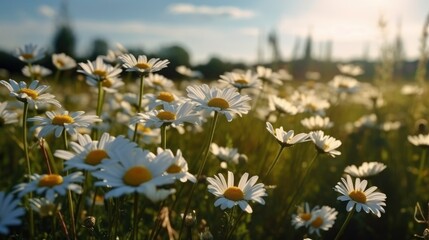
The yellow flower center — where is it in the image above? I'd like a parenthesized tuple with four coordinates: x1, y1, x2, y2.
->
(157, 111, 176, 121)
(137, 125, 152, 133)
(38, 174, 64, 187)
(52, 115, 74, 125)
(123, 166, 152, 186)
(207, 98, 229, 109)
(166, 164, 182, 174)
(19, 88, 38, 99)
(299, 213, 312, 221)
(136, 62, 150, 70)
(102, 79, 113, 88)
(223, 186, 244, 201)
(55, 59, 65, 67)
(93, 69, 107, 78)
(311, 217, 324, 228)
(85, 150, 108, 166)
(21, 53, 34, 60)
(349, 190, 367, 203)
(157, 92, 175, 102)
(234, 79, 248, 84)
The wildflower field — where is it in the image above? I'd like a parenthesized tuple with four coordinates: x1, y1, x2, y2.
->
(0, 42, 429, 240)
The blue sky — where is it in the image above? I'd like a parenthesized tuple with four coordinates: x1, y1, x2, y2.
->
(0, 0, 427, 64)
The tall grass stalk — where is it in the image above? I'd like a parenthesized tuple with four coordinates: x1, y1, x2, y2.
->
(133, 74, 145, 142)
(22, 101, 34, 239)
(334, 209, 355, 240)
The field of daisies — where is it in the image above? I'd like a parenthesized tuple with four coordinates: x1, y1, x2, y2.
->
(0, 43, 428, 240)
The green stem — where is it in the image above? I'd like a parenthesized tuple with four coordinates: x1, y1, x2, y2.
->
(67, 190, 77, 240)
(334, 209, 355, 240)
(281, 152, 319, 220)
(226, 209, 244, 240)
(161, 125, 167, 149)
(179, 112, 219, 240)
(132, 193, 140, 240)
(62, 129, 69, 150)
(22, 102, 34, 239)
(261, 146, 285, 182)
(54, 70, 61, 83)
(132, 74, 145, 142)
(416, 148, 427, 188)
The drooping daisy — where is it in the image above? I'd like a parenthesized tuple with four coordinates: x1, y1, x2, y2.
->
(301, 116, 334, 130)
(334, 175, 386, 217)
(145, 73, 175, 91)
(256, 65, 283, 85)
(307, 206, 338, 236)
(0, 79, 61, 109)
(15, 172, 84, 201)
(268, 95, 299, 116)
(28, 110, 101, 138)
(119, 54, 169, 74)
(210, 143, 240, 169)
(22, 65, 52, 79)
(130, 101, 200, 128)
(176, 65, 202, 78)
(266, 122, 309, 147)
(309, 130, 341, 157)
(401, 84, 424, 96)
(186, 84, 251, 122)
(157, 148, 196, 183)
(344, 162, 386, 178)
(29, 198, 61, 217)
(0, 191, 25, 235)
(408, 134, 429, 148)
(0, 102, 18, 126)
(92, 145, 176, 199)
(219, 70, 262, 91)
(78, 57, 122, 82)
(54, 133, 135, 171)
(52, 53, 77, 70)
(206, 171, 267, 213)
(291, 202, 319, 229)
(297, 94, 330, 116)
(15, 43, 44, 63)
(127, 124, 161, 145)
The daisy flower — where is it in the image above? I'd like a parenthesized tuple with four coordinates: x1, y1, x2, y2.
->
(291, 202, 319, 229)
(145, 73, 175, 91)
(256, 65, 283, 85)
(0, 102, 18, 126)
(210, 143, 240, 169)
(92, 145, 176, 199)
(55, 133, 135, 171)
(219, 70, 262, 91)
(344, 162, 386, 178)
(0, 79, 61, 109)
(337, 63, 364, 76)
(15, 43, 44, 63)
(127, 124, 161, 145)
(0, 191, 25, 235)
(145, 91, 183, 110)
(408, 134, 429, 148)
(30, 198, 61, 217)
(186, 84, 251, 122)
(157, 148, 196, 183)
(176, 65, 202, 78)
(28, 110, 101, 138)
(78, 57, 122, 82)
(130, 101, 200, 128)
(309, 130, 342, 157)
(86, 76, 124, 93)
(119, 53, 169, 74)
(334, 175, 386, 217)
(22, 65, 52, 79)
(52, 53, 77, 70)
(266, 122, 309, 147)
(268, 95, 299, 116)
(15, 172, 84, 201)
(329, 75, 359, 94)
(206, 171, 267, 213)
(301, 116, 333, 130)
(307, 206, 338, 236)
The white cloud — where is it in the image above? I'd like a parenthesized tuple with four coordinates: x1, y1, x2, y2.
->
(168, 3, 255, 19)
(38, 5, 56, 19)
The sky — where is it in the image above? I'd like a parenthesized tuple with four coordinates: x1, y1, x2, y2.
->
(0, 0, 427, 65)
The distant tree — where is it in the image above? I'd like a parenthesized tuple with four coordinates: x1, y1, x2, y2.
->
(303, 33, 313, 62)
(52, 0, 76, 57)
(89, 39, 109, 60)
(157, 45, 191, 78)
